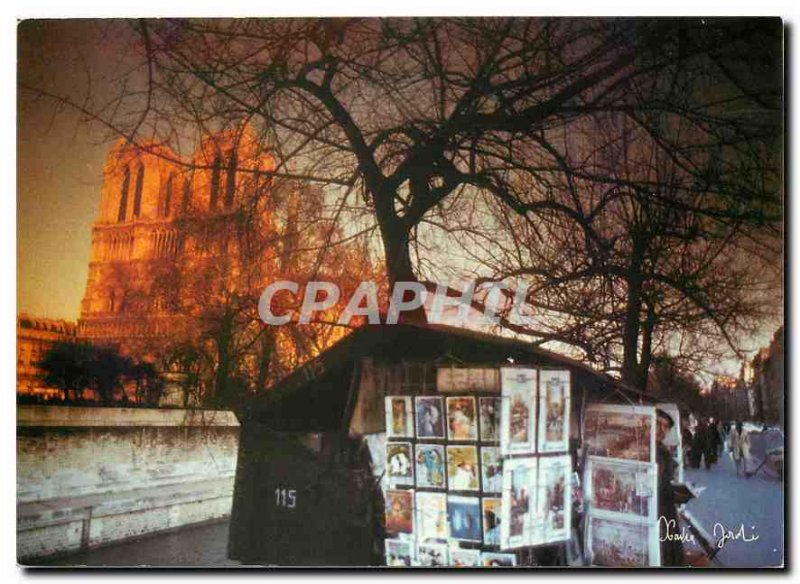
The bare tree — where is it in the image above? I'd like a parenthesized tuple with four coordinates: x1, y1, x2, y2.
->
(21, 18, 782, 387)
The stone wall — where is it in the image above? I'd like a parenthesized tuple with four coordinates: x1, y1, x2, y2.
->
(17, 406, 239, 563)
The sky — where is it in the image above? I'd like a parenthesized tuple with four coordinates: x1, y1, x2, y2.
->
(14, 18, 783, 379)
(17, 20, 138, 321)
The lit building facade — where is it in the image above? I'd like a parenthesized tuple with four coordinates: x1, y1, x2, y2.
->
(17, 314, 78, 398)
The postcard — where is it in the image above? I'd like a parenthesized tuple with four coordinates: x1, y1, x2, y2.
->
(446, 396, 478, 441)
(385, 396, 414, 438)
(501, 456, 538, 549)
(587, 515, 660, 567)
(538, 370, 570, 453)
(385, 538, 413, 567)
(446, 445, 480, 491)
(500, 368, 537, 455)
(416, 542, 450, 567)
(385, 489, 414, 535)
(586, 457, 657, 521)
(480, 446, 502, 493)
(482, 497, 502, 546)
(386, 442, 414, 487)
(415, 491, 448, 541)
(447, 495, 482, 543)
(415, 443, 446, 490)
(415, 396, 446, 439)
(450, 548, 482, 567)
(584, 404, 656, 463)
(538, 455, 572, 543)
(479, 397, 502, 442)
(437, 367, 500, 393)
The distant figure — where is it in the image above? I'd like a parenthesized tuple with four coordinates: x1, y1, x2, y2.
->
(681, 422, 695, 468)
(704, 420, 721, 469)
(692, 419, 708, 469)
(729, 421, 745, 477)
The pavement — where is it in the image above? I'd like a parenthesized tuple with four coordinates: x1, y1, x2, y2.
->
(683, 448, 784, 568)
(35, 519, 240, 568)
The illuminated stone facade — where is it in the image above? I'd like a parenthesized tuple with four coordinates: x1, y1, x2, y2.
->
(78, 124, 276, 353)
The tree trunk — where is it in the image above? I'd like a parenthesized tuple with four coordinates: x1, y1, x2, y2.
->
(375, 188, 428, 325)
(621, 238, 646, 388)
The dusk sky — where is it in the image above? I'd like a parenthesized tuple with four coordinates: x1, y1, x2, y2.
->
(18, 20, 138, 321)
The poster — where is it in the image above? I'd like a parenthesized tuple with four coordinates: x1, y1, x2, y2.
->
(415, 396, 446, 439)
(447, 495, 482, 543)
(415, 491, 448, 541)
(385, 396, 414, 438)
(446, 445, 480, 491)
(480, 446, 502, 493)
(385, 489, 414, 535)
(479, 397, 501, 442)
(385, 539, 413, 566)
(482, 497, 502, 546)
(450, 548, 482, 567)
(538, 370, 570, 453)
(587, 515, 660, 567)
(584, 404, 656, 463)
(481, 552, 517, 567)
(416, 543, 450, 567)
(586, 457, 657, 521)
(500, 368, 537, 455)
(446, 396, 478, 441)
(386, 442, 414, 486)
(437, 367, 500, 393)
(500, 456, 538, 549)
(538, 455, 572, 543)
(415, 444, 446, 490)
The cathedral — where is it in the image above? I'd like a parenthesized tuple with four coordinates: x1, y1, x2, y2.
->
(78, 124, 277, 355)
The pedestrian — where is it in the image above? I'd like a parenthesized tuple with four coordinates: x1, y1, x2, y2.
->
(692, 419, 708, 469)
(705, 419, 721, 469)
(681, 422, 694, 468)
(729, 421, 745, 477)
(656, 409, 684, 566)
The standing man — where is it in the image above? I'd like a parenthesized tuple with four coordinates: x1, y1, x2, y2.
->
(656, 409, 683, 566)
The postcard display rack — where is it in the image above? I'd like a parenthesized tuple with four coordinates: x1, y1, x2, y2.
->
(582, 404, 661, 567)
(383, 366, 573, 567)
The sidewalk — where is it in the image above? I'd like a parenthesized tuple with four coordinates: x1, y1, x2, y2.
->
(683, 451, 784, 567)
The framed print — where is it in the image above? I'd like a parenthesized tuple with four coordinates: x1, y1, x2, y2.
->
(500, 456, 538, 549)
(446, 445, 480, 491)
(480, 446, 502, 493)
(385, 489, 414, 535)
(437, 367, 500, 393)
(446, 396, 478, 441)
(479, 397, 502, 442)
(482, 497, 502, 546)
(481, 552, 517, 567)
(538, 369, 571, 453)
(416, 542, 449, 567)
(415, 491, 448, 541)
(450, 548, 482, 567)
(586, 515, 660, 567)
(385, 538, 413, 567)
(584, 405, 656, 463)
(500, 368, 537, 455)
(538, 455, 572, 543)
(385, 396, 414, 438)
(447, 495, 482, 543)
(415, 395, 445, 439)
(386, 442, 414, 486)
(585, 457, 657, 521)
(415, 443, 446, 490)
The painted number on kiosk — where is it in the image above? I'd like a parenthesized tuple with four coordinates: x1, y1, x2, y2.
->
(275, 488, 297, 509)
